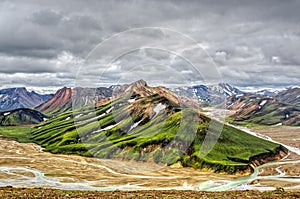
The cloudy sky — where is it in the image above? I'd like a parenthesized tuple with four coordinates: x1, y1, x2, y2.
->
(0, 0, 299, 93)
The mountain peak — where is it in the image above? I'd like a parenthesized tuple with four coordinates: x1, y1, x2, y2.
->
(130, 79, 147, 88)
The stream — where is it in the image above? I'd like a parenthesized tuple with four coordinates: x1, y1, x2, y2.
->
(0, 156, 299, 191)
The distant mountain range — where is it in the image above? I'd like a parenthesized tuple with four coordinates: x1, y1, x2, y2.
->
(1, 84, 299, 127)
(172, 83, 244, 105)
(253, 89, 278, 97)
(0, 87, 51, 111)
(1, 83, 242, 114)
(36, 80, 198, 116)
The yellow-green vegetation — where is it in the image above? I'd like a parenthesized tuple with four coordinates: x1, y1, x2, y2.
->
(0, 126, 32, 143)
(29, 94, 285, 174)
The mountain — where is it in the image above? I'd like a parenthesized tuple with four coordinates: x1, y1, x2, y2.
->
(0, 108, 48, 126)
(0, 87, 51, 111)
(37, 80, 198, 116)
(31, 80, 286, 174)
(275, 87, 300, 106)
(226, 94, 300, 126)
(108, 79, 199, 108)
(36, 87, 113, 115)
(173, 83, 244, 106)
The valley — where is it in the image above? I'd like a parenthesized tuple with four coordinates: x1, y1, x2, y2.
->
(0, 123, 299, 191)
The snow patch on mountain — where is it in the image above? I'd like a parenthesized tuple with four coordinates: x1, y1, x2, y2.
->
(153, 103, 166, 118)
(3, 112, 10, 116)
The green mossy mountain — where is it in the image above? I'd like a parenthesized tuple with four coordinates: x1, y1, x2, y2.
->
(31, 81, 287, 174)
(0, 108, 48, 126)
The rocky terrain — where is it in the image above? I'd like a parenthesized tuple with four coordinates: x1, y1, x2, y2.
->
(0, 188, 298, 199)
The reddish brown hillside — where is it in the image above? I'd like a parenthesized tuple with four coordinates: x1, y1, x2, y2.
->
(36, 87, 72, 114)
(36, 86, 113, 115)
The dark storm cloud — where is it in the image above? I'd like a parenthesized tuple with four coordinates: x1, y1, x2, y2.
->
(0, 0, 299, 91)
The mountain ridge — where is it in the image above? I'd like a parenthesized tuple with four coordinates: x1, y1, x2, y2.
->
(173, 83, 244, 106)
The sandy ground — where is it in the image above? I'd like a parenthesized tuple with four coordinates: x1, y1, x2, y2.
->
(0, 138, 236, 190)
(254, 127, 300, 149)
(250, 126, 300, 189)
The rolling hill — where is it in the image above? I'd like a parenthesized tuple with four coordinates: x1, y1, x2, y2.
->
(0, 108, 48, 126)
(30, 80, 286, 174)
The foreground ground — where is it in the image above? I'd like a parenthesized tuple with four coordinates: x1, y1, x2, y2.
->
(0, 125, 300, 192)
(0, 187, 299, 199)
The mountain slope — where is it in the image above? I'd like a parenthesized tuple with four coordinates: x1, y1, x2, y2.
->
(226, 94, 300, 126)
(0, 108, 48, 126)
(275, 87, 300, 106)
(36, 87, 112, 115)
(31, 81, 286, 174)
(0, 87, 51, 111)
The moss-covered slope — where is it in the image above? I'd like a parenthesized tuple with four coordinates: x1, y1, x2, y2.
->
(31, 91, 286, 174)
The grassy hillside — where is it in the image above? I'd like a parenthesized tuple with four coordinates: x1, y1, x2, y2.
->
(30, 93, 285, 174)
(0, 126, 32, 142)
(0, 108, 48, 126)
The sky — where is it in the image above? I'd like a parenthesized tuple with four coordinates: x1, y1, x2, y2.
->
(0, 0, 299, 93)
